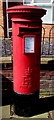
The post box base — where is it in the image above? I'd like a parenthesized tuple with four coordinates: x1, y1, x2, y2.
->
(13, 90, 39, 117)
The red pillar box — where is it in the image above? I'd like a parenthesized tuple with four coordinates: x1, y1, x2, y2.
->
(7, 5, 46, 116)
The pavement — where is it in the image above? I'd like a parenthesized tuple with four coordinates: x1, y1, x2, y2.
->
(1, 105, 54, 119)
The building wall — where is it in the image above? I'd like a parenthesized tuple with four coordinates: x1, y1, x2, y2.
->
(42, 24, 54, 37)
(0, 0, 4, 37)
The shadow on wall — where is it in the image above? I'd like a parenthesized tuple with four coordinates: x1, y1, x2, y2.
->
(0, 74, 13, 106)
(40, 60, 54, 70)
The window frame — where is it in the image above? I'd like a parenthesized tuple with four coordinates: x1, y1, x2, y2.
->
(23, 0, 53, 5)
(52, 4, 54, 23)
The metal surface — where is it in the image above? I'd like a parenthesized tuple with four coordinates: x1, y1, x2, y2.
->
(7, 5, 46, 94)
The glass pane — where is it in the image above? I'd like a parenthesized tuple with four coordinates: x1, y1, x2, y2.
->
(41, 6, 52, 24)
(34, 0, 51, 3)
(24, 0, 32, 4)
(52, 6, 54, 21)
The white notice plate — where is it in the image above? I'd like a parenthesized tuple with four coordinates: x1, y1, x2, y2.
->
(24, 37, 35, 53)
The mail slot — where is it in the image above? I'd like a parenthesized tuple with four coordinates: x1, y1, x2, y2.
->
(7, 5, 46, 116)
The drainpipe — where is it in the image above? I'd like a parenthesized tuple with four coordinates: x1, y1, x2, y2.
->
(6, 0, 9, 38)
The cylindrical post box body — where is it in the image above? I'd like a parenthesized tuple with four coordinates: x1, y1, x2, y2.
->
(7, 5, 46, 116)
(12, 23, 41, 94)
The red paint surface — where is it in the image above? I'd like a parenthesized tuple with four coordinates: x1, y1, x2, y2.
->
(7, 5, 46, 94)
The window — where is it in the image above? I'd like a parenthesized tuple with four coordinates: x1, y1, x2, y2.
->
(3, 1, 23, 38)
(34, 0, 51, 3)
(23, 0, 32, 4)
(41, 6, 52, 24)
(23, 0, 52, 4)
(52, 5, 54, 22)
(23, 0, 54, 24)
